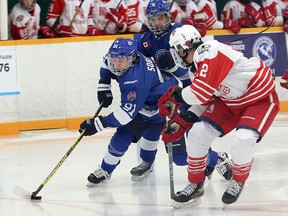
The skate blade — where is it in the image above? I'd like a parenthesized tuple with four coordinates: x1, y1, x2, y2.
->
(222, 203, 229, 210)
(172, 197, 202, 209)
(131, 172, 151, 182)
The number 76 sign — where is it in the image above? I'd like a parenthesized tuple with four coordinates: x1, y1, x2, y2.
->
(0, 46, 19, 96)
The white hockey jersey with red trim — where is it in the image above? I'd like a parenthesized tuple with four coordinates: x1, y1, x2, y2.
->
(93, 0, 127, 34)
(8, 3, 41, 40)
(46, 0, 94, 35)
(124, 0, 147, 33)
(262, 0, 284, 26)
(182, 40, 275, 108)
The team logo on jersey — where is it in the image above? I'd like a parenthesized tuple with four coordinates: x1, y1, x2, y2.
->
(197, 44, 211, 55)
(143, 41, 151, 47)
(252, 36, 276, 66)
(127, 91, 136, 101)
(16, 15, 24, 22)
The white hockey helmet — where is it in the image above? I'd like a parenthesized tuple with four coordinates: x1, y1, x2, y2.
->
(169, 25, 202, 67)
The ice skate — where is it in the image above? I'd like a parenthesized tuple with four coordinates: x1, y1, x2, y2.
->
(172, 180, 204, 209)
(215, 152, 232, 180)
(205, 166, 214, 180)
(130, 160, 154, 181)
(86, 167, 111, 187)
(222, 179, 245, 209)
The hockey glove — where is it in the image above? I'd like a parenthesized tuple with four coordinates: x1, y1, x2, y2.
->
(224, 19, 241, 34)
(158, 86, 183, 118)
(156, 50, 178, 73)
(162, 111, 197, 143)
(283, 7, 288, 19)
(245, 4, 260, 23)
(280, 70, 288, 90)
(87, 25, 103, 36)
(55, 24, 73, 37)
(238, 17, 253, 27)
(195, 22, 207, 37)
(39, 26, 55, 38)
(105, 8, 126, 30)
(97, 79, 113, 108)
(79, 116, 107, 136)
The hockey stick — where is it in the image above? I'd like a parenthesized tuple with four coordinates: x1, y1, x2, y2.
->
(51, 0, 85, 30)
(166, 119, 175, 200)
(13, 102, 104, 200)
(103, 0, 123, 31)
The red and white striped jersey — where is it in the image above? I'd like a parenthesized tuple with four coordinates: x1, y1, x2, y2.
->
(167, 0, 198, 23)
(261, 0, 283, 26)
(46, 0, 95, 36)
(124, 0, 147, 33)
(181, 40, 275, 109)
(93, 0, 127, 34)
(221, 0, 265, 27)
(194, 0, 223, 29)
(8, 3, 41, 40)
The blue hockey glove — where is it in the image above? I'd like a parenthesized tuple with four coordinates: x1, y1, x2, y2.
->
(97, 79, 113, 108)
(79, 116, 107, 136)
(156, 50, 178, 72)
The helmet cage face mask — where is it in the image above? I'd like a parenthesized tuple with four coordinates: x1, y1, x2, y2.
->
(20, 0, 36, 11)
(107, 55, 134, 76)
(107, 38, 137, 76)
(146, 0, 171, 35)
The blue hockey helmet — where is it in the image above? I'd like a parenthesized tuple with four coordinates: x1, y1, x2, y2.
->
(107, 38, 138, 76)
(146, 0, 171, 36)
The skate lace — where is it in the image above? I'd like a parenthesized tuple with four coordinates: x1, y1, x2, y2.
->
(139, 161, 151, 169)
(226, 180, 243, 196)
(93, 168, 109, 179)
(215, 157, 229, 175)
(182, 183, 198, 196)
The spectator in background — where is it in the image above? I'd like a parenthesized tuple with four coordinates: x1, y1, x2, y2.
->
(92, 0, 128, 35)
(124, 0, 148, 33)
(221, 0, 265, 34)
(8, 0, 54, 39)
(46, 0, 103, 37)
(261, 0, 283, 27)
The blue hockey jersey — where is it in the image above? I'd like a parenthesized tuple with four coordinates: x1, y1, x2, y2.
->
(137, 23, 191, 87)
(99, 53, 179, 128)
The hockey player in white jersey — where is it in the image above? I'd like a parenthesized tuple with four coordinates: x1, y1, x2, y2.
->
(92, 0, 128, 34)
(124, 0, 148, 33)
(158, 25, 279, 207)
(261, 0, 284, 27)
(46, 0, 103, 37)
(79, 38, 181, 185)
(9, 0, 55, 39)
(221, 0, 265, 34)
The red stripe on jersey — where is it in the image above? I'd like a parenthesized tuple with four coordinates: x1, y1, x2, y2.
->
(222, 61, 275, 107)
(190, 51, 234, 103)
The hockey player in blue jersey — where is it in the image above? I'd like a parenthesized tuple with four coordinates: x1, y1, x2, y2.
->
(137, 0, 232, 180)
(79, 37, 181, 185)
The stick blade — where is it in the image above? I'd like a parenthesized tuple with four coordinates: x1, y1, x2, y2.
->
(13, 186, 33, 200)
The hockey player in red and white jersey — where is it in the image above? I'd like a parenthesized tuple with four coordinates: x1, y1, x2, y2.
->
(9, 0, 54, 39)
(261, 0, 284, 27)
(92, 0, 128, 34)
(46, 0, 103, 37)
(193, 0, 223, 30)
(221, 0, 265, 34)
(124, 0, 148, 33)
(278, 0, 288, 32)
(158, 25, 279, 207)
(280, 70, 288, 89)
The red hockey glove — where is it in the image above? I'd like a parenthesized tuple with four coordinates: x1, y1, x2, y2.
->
(87, 25, 103, 36)
(284, 20, 288, 34)
(161, 113, 193, 143)
(158, 86, 183, 118)
(105, 8, 126, 29)
(182, 17, 197, 26)
(280, 70, 288, 90)
(245, 4, 260, 23)
(39, 26, 55, 38)
(224, 19, 241, 34)
(55, 24, 73, 37)
(238, 17, 253, 27)
(195, 22, 207, 37)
